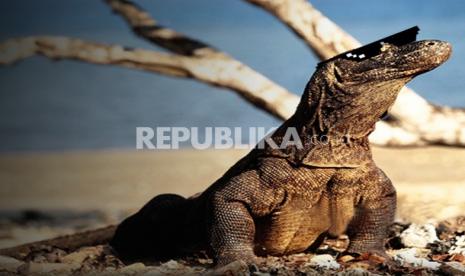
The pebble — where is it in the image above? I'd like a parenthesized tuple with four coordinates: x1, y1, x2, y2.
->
(400, 223, 438, 248)
(163, 260, 181, 270)
(44, 248, 67, 263)
(338, 255, 355, 263)
(205, 260, 249, 276)
(137, 260, 207, 275)
(338, 268, 373, 276)
(308, 254, 341, 270)
(440, 262, 465, 276)
(393, 248, 441, 270)
(17, 262, 80, 274)
(0, 255, 24, 273)
(61, 246, 104, 264)
(117, 262, 148, 275)
(449, 235, 465, 255)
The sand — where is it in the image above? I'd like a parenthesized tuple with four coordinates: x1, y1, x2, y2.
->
(0, 146, 464, 223)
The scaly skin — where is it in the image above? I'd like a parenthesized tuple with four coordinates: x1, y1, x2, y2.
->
(110, 39, 451, 266)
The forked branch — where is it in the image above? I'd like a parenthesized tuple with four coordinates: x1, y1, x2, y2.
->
(104, 0, 434, 146)
(105, 0, 211, 57)
(0, 35, 298, 121)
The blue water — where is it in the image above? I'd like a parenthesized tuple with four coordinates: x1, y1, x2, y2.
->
(0, 0, 464, 152)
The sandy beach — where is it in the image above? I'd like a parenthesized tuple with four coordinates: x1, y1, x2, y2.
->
(0, 146, 464, 273)
(0, 146, 464, 222)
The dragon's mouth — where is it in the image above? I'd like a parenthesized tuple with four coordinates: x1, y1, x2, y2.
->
(380, 111, 389, 120)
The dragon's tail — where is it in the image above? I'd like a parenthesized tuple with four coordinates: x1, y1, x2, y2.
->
(1, 193, 199, 262)
(110, 193, 192, 261)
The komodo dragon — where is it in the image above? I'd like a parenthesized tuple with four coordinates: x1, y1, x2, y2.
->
(110, 27, 451, 265)
(0, 27, 451, 267)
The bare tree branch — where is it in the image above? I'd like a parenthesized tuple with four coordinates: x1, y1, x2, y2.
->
(0, 36, 192, 77)
(245, 0, 465, 146)
(0, 36, 299, 121)
(390, 88, 465, 145)
(0, 0, 461, 146)
(246, 0, 360, 60)
(102, 0, 428, 145)
(104, 0, 300, 118)
(105, 0, 212, 57)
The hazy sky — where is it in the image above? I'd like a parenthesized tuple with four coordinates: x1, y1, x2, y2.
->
(0, 0, 464, 151)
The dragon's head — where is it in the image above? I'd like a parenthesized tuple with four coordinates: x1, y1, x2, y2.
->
(298, 27, 451, 139)
(266, 27, 451, 167)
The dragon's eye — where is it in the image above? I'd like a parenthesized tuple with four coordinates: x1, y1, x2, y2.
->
(380, 42, 393, 52)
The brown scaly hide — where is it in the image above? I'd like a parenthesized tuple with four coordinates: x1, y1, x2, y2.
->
(1, 40, 451, 269)
(109, 40, 451, 266)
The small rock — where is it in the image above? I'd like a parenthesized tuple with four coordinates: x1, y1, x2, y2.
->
(163, 260, 181, 270)
(17, 262, 80, 274)
(61, 246, 104, 264)
(31, 255, 48, 263)
(449, 235, 465, 255)
(431, 253, 450, 262)
(338, 255, 355, 263)
(338, 268, 373, 276)
(400, 223, 438, 248)
(151, 260, 205, 275)
(197, 258, 213, 265)
(346, 262, 370, 271)
(427, 239, 452, 254)
(117, 262, 147, 275)
(450, 254, 465, 263)
(44, 248, 67, 263)
(0, 255, 24, 273)
(252, 271, 270, 276)
(439, 262, 465, 276)
(392, 248, 440, 270)
(438, 216, 465, 240)
(308, 254, 340, 269)
(206, 260, 249, 276)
